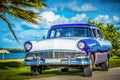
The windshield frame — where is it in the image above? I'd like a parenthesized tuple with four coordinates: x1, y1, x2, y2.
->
(47, 26, 93, 39)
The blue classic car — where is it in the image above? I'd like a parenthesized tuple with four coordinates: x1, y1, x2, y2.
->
(24, 24, 112, 77)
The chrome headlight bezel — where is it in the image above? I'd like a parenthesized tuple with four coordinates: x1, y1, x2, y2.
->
(24, 41, 32, 51)
(77, 41, 85, 49)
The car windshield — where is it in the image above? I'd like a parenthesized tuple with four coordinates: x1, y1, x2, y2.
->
(49, 27, 91, 38)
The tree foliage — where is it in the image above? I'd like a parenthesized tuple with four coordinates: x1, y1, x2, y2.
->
(0, 0, 46, 42)
(87, 19, 120, 55)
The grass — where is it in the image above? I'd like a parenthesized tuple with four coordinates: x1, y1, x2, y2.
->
(109, 56, 120, 68)
(0, 56, 120, 80)
(0, 60, 31, 80)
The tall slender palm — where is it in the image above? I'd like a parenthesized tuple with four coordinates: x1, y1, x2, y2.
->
(0, 0, 46, 42)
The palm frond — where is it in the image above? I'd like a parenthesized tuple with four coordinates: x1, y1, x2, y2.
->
(0, 0, 46, 42)
(0, 15, 19, 42)
(7, 6, 41, 24)
(7, 0, 46, 9)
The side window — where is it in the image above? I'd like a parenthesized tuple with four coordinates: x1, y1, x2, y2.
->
(92, 29, 103, 39)
(92, 29, 97, 38)
(97, 30, 103, 39)
(50, 30, 56, 38)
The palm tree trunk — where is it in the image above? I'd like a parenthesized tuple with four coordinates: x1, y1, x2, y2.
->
(0, 15, 19, 42)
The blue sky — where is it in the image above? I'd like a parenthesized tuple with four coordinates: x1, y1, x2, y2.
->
(0, 0, 120, 48)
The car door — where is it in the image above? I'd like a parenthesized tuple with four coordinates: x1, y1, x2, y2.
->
(96, 29, 110, 51)
(92, 28, 107, 51)
(92, 28, 108, 63)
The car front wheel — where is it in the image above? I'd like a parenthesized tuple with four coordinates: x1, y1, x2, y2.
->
(31, 66, 42, 75)
(83, 59, 93, 77)
(61, 67, 69, 72)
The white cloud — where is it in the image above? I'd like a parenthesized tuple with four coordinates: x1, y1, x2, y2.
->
(113, 16, 120, 22)
(94, 15, 111, 23)
(18, 11, 88, 29)
(22, 21, 40, 29)
(20, 11, 61, 29)
(70, 13, 87, 22)
(51, 0, 97, 12)
(41, 11, 60, 22)
(49, 7, 58, 12)
(68, 1, 97, 12)
(38, 13, 69, 28)
(39, 11, 88, 28)
(80, 4, 97, 12)
(55, 16, 69, 24)
(2, 38, 13, 43)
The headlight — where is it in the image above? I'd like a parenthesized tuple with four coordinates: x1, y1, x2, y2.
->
(77, 42, 85, 49)
(24, 41, 32, 51)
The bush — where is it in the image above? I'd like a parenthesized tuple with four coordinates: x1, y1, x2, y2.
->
(111, 49, 120, 57)
(116, 51, 120, 57)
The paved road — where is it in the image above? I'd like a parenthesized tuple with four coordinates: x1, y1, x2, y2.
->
(29, 67, 120, 80)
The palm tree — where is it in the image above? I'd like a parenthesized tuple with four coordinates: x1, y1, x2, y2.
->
(0, 0, 46, 42)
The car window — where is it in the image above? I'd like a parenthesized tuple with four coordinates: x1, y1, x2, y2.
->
(92, 29, 97, 38)
(97, 30, 103, 39)
(49, 27, 91, 38)
(50, 30, 56, 38)
(92, 29, 103, 39)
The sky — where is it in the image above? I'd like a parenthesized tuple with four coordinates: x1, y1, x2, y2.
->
(0, 0, 120, 48)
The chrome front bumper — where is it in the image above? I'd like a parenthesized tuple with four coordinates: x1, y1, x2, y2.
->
(24, 49, 90, 66)
(24, 58, 91, 66)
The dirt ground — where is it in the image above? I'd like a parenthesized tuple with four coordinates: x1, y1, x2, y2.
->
(29, 67, 120, 80)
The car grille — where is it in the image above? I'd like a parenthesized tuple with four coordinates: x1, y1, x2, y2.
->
(36, 52, 77, 59)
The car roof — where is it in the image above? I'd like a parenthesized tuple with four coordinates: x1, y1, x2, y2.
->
(51, 23, 99, 29)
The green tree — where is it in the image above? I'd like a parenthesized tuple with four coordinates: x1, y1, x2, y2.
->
(87, 18, 106, 37)
(87, 19, 120, 55)
(0, 0, 46, 42)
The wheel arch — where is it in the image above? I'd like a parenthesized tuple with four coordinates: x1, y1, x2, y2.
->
(107, 49, 112, 58)
(89, 51, 96, 64)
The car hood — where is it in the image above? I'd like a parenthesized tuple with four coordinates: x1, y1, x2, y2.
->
(34, 37, 89, 51)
